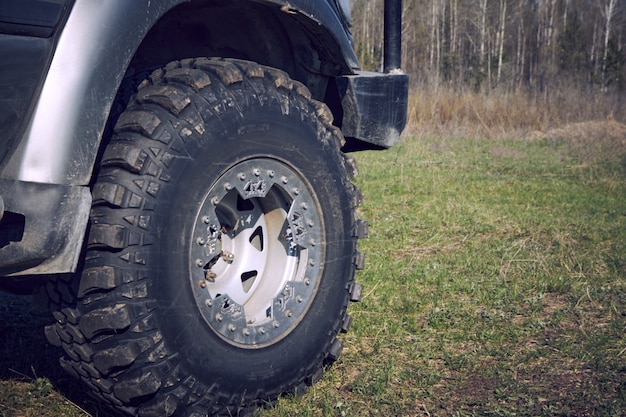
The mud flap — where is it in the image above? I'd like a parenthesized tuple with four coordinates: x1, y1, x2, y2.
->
(335, 71, 408, 149)
(0, 179, 91, 276)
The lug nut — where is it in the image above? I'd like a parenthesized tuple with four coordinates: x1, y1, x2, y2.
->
(206, 270, 217, 282)
(222, 251, 235, 263)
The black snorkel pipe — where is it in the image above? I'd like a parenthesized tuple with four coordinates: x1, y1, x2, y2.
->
(383, 0, 402, 73)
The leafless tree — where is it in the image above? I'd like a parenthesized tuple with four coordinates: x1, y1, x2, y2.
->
(351, 0, 625, 92)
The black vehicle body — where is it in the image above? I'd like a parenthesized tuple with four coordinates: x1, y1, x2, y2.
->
(0, 0, 407, 283)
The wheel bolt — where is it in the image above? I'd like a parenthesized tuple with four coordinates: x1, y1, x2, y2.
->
(267, 170, 275, 178)
(206, 270, 217, 282)
(253, 169, 261, 176)
(229, 324, 236, 332)
(195, 259, 204, 267)
(238, 173, 246, 180)
(199, 280, 207, 288)
(221, 251, 235, 263)
(281, 176, 288, 184)
(243, 328, 250, 336)
(259, 327, 266, 335)
(272, 321, 280, 328)
(197, 237, 206, 245)
(224, 182, 233, 191)
(296, 296, 303, 303)
(205, 299, 213, 307)
(216, 313, 223, 322)
(301, 203, 308, 210)
(202, 216, 211, 224)
(292, 187, 300, 195)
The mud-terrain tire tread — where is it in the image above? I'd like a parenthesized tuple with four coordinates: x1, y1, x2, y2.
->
(44, 58, 364, 417)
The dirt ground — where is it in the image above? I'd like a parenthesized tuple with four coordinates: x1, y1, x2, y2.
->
(526, 120, 626, 165)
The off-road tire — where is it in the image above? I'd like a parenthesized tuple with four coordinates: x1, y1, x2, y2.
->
(44, 58, 366, 417)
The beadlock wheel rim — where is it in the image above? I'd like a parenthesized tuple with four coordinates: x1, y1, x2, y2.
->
(190, 158, 323, 347)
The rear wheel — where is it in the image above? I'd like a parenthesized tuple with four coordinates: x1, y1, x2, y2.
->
(44, 58, 365, 416)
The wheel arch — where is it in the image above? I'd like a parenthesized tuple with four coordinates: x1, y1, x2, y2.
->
(131, 1, 357, 95)
(5, 0, 356, 187)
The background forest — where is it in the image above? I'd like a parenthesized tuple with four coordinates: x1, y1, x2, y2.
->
(351, 0, 626, 136)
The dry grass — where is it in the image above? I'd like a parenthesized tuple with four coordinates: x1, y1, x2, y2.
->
(406, 85, 626, 140)
(528, 120, 626, 169)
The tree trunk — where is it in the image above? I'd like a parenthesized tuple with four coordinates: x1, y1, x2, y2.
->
(496, 0, 507, 85)
(602, 0, 617, 86)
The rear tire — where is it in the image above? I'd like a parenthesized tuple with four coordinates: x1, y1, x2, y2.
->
(45, 58, 365, 416)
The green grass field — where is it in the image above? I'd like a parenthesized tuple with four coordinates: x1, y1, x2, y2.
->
(264, 131, 625, 416)
(1, 130, 624, 416)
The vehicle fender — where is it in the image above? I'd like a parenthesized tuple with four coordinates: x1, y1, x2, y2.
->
(3, 0, 356, 186)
